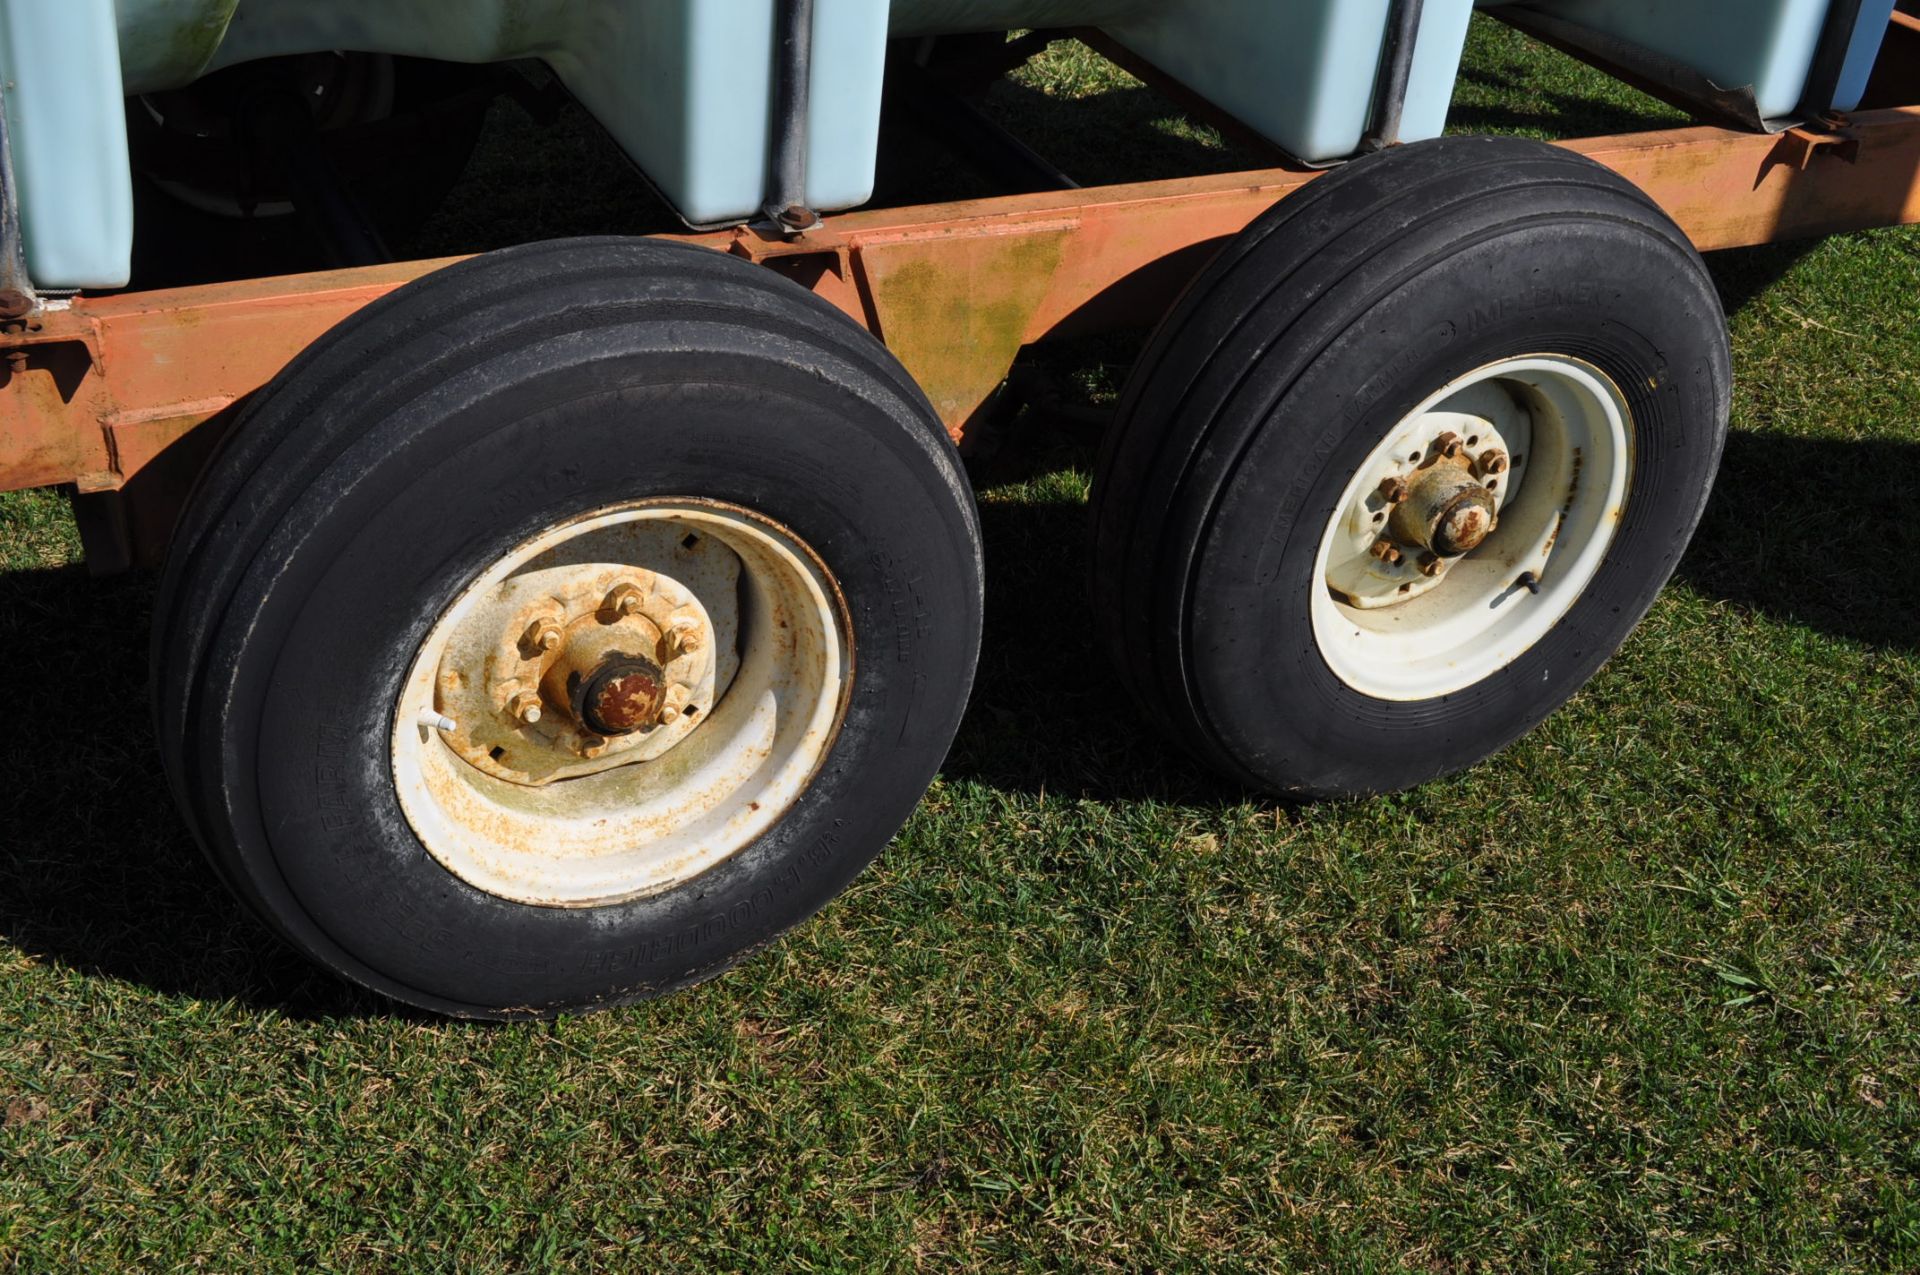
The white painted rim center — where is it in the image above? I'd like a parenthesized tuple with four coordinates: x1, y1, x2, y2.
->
(1311, 355, 1634, 701)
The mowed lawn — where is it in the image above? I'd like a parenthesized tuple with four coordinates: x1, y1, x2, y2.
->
(3, 21, 1917, 1271)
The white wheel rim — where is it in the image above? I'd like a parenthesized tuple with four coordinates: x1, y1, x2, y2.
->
(1310, 355, 1633, 701)
(391, 501, 850, 907)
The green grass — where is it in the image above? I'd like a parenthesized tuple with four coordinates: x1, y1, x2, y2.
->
(4, 19, 1918, 1271)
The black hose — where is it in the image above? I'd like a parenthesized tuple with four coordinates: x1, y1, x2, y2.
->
(1365, 0, 1428, 150)
(0, 85, 35, 317)
(764, 0, 817, 230)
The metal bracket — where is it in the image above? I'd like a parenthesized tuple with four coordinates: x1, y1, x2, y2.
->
(1769, 114, 1864, 175)
(852, 221, 1076, 439)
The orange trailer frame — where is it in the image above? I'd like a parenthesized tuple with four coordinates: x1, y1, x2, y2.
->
(5, 12, 1919, 569)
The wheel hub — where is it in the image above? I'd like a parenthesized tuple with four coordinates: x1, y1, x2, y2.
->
(422, 533, 739, 786)
(1392, 459, 1499, 558)
(1329, 412, 1523, 609)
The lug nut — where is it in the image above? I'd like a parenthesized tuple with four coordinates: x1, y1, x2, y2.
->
(508, 691, 544, 725)
(604, 582, 648, 618)
(522, 617, 565, 654)
(659, 684, 694, 725)
(661, 622, 704, 662)
(1434, 431, 1464, 460)
(580, 735, 608, 758)
(1418, 552, 1446, 578)
(1376, 476, 1411, 505)
(1479, 450, 1510, 477)
(1369, 538, 1404, 566)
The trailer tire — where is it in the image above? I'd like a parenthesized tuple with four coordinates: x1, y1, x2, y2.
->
(151, 238, 982, 1018)
(1090, 136, 1730, 798)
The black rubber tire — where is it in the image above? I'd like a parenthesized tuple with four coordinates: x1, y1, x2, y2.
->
(151, 238, 983, 1018)
(1089, 136, 1731, 799)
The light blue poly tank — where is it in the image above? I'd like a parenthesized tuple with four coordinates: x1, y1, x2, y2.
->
(890, 0, 1480, 164)
(0, 0, 134, 290)
(1494, 0, 1897, 122)
(0, 0, 1902, 292)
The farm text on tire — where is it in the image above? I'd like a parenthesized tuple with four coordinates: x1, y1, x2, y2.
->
(151, 238, 983, 1019)
(1090, 136, 1731, 799)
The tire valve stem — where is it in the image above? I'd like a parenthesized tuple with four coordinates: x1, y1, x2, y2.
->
(1517, 571, 1541, 595)
(417, 708, 459, 733)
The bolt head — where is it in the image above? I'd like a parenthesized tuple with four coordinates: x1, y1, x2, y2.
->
(1418, 552, 1445, 578)
(603, 582, 648, 618)
(1480, 451, 1510, 477)
(1376, 476, 1411, 505)
(580, 735, 608, 758)
(1369, 538, 1403, 566)
(658, 683, 694, 726)
(1435, 431, 1464, 460)
(509, 691, 544, 725)
(659, 622, 706, 664)
(522, 618, 564, 654)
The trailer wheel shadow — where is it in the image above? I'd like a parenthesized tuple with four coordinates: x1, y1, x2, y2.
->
(940, 413, 1920, 804)
(0, 568, 392, 1018)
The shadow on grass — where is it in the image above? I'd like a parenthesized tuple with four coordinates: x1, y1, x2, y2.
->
(1708, 238, 1829, 322)
(943, 422, 1920, 804)
(1447, 82, 1686, 142)
(1678, 432, 1920, 652)
(0, 424, 1910, 1008)
(0, 569, 390, 1019)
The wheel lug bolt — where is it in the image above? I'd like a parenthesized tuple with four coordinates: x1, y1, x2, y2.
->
(658, 684, 693, 725)
(661, 622, 704, 661)
(1369, 538, 1403, 566)
(1376, 476, 1410, 505)
(1418, 552, 1445, 578)
(668, 625, 714, 660)
(508, 691, 544, 725)
(1435, 431, 1464, 460)
(580, 735, 608, 758)
(522, 617, 564, 654)
(1479, 450, 1510, 477)
(603, 582, 648, 618)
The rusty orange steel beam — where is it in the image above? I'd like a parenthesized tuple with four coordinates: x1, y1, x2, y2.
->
(0, 259, 462, 494)
(6, 105, 1920, 502)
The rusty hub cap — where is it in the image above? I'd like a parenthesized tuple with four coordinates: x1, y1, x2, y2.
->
(390, 502, 851, 907)
(1312, 355, 1634, 701)
(1389, 461, 1500, 558)
(578, 657, 667, 735)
